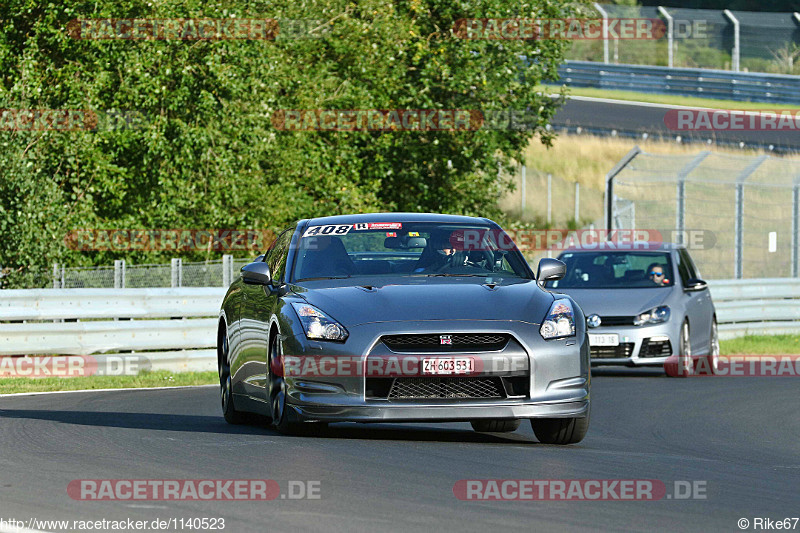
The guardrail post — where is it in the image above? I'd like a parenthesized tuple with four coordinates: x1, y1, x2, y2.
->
(723, 10, 740, 72)
(675, 151, 711, 244)
(734, 155, 768, 278)
(520, 165, 526, 217)
(793, 178, 799, 277)
(658, 7, 674, 68)
(222, 255, 233, 287)
(114, 260, 126, 289)
(171, 258, 182, 288)
(594, 3, 609, 64)
(605, 146, 642, 232)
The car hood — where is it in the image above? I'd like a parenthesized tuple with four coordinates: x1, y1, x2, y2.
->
(553, 288, 670, 317)
(290, 279, 554, 326)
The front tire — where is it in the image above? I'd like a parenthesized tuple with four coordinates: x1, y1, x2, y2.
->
(219, 325, 247, 425)
(670, 319, 693, 378)
(470, 419, 521, 433)
(531, 415, 589, 445)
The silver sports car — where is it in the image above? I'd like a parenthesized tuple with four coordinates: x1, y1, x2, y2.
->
(217, 213, 590, 444)
(545, 243, 718, 376)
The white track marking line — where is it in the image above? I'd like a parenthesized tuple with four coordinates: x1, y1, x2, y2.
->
(0, 384, 215, 398)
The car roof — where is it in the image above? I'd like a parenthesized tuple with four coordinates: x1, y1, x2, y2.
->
(305, 212, 495, 226)
(560, 241, 685, 253)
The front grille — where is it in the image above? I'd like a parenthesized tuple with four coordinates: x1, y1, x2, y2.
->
(597, 316, 636, 326)
(640, 338, 672, 358)
(590, 343, 635, 359)
(386, 377, 505, 400)
(382, 333, 509, 353)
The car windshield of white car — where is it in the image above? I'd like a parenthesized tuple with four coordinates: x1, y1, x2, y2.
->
(546, 251, 674, 289)
(292, 223, 531, 281)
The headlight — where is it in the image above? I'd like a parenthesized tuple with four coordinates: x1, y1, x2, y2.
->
(291, 302, 349, 341)
(633, 305, 670, 326)
(540, 298, 576, 340)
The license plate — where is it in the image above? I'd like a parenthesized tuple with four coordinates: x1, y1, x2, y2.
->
(589, 334, 619, 347)
(422, 357, 475, 375)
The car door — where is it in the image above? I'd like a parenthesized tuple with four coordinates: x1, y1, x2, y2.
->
(237, 228, 294, 398)
(676, 248, 712, 354)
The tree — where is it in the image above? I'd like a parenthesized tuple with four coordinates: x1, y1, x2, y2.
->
(0, 0, 574, 287)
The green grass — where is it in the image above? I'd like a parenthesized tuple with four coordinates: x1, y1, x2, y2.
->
(720, 334, 800, 356)
(540, 84, 800, 111)
(0, 370, 217, 395)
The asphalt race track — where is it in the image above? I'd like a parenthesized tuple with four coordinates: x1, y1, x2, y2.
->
(1, 374, 798, 532)
(552, 97, 800, 151)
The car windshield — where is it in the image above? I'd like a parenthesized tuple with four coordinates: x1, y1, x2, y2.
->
(546, 251, 674, 289)
(291, 222, 531, 282)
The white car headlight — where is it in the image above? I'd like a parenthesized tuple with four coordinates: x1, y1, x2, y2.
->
(291, 302, 349, 341)
(540, 298, 576, 340)
(633, 305, 670, 326)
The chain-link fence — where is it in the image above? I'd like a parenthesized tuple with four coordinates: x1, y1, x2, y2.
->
(30, 256, 255, 289)
(608, 148, 800, 279)
(566, 4, 800, 73)
(499, 166, 605, 229)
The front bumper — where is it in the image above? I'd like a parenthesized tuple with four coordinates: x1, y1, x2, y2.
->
(588, 322, 677, 367)
(281, 319, 590, 423)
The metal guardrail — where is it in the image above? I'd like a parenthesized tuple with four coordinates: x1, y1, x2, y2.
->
(0, 282, 796, 365)
(557, 60, 800, 104)
(709, 279, 800, 339)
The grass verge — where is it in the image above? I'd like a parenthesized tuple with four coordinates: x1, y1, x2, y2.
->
(719, 334, 800, 356)
(0, 370, 217, 395)
(541, 84, 800, 111)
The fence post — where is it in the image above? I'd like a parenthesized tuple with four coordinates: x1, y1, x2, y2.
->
(222, 255, 233, 287)
(52, 263, 59, 289)
(171, 258, 182, 288)
(61, 265, 66, 289)
(594, 3, 609, 65)
(675, 151, 711, 244)
(734, 155, 768, 279)
(547, 174, 552, 225)
(723, 10, 740, 72)
(114, 260, 126, 289)
(605, 146, 642, 232)
(574, 182, 580, 224)
(792, 178, 799, 277)
(658, 7, 674, 68)
(520, 165, 526, 217)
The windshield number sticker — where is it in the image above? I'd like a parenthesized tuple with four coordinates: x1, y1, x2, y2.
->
(302, 224, 352, 237)
(353, 222, 403, 231)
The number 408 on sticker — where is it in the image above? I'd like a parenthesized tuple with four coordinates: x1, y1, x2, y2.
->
(302, 224, 352, 237)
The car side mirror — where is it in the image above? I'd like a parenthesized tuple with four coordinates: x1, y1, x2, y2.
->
(241, 261, 272, 286)
(537, 258, 566, 286)
(684, 278, 708, 292)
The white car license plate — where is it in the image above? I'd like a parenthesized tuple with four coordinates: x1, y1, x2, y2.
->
(589, 334, 619, 347)
(422, 357, 475, 375)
